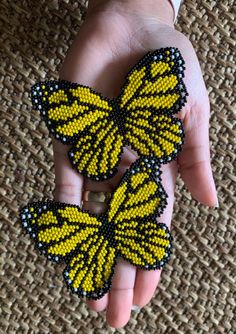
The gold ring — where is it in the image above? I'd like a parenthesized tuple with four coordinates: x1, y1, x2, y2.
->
(82, 190, 111, 203)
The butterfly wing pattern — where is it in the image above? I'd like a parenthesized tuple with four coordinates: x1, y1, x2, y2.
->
(31, 47, 187, 180)
(108, 157, 172, 269)
(119, 47, 187, 163)
(20, 157, 172, 299)
(31, 81, 124, 180)
(20, 200, 117, 299)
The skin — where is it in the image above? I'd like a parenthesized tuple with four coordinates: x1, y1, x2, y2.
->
(52, 0, 218, 328)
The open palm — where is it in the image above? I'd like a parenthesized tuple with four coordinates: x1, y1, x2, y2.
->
(53, 4, 217, 328)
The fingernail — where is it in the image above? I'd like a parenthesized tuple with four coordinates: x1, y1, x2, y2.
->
(215, 197, 219, 208)
(131, 305, 140, 311)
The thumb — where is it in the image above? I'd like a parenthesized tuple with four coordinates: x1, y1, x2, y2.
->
(178, 99, 218, 207)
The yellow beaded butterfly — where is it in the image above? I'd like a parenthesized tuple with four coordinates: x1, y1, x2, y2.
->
(32, 47, 187, 180)
(20, 157, 172, 299)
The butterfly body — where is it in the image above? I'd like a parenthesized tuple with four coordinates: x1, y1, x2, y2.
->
(32, 47, 187, 180)
(108, 99, 127, 135)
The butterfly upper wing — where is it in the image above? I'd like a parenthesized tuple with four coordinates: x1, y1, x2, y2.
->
(119, 47, 187, 115)
(119, 47, 187, 163)
(108, 157, 172, 269)
(31, 80, 124, 180)
(20, 201, 117, 299)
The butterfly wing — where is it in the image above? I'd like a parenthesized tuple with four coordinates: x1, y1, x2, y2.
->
(20, 201, 117, 299)
(108, 157, 172, 269)
(31, 80, 123, 180)
(119, 47, 187, 163)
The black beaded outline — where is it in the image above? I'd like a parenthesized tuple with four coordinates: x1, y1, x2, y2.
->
(19, 157, 173, 300)
(31, 47, 187, 181)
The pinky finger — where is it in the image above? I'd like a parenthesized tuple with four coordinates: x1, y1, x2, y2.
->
(86, 294, 108, 312)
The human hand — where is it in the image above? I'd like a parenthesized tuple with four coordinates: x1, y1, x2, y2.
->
(53, 0, 218, 328)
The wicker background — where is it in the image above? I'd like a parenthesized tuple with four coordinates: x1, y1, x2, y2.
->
(0, 0, 235, 333)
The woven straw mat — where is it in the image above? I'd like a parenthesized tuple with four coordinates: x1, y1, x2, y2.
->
(0, 1, 235, 333)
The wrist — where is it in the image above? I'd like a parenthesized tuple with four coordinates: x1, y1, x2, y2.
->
(88, 0, 174, 26)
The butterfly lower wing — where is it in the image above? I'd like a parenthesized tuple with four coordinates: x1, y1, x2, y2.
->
(20, 201, 117, 298)
(64, 235, 117, 299)
(68, 117, 124, 180)
(119, 47, 187, 163)
(32, 80, 123, 180)
(125, 112, 184, 163)
(115, 220, 172, 269)
(108, 157, 172, 269)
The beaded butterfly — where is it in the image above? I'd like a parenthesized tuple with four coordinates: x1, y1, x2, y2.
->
(20, 157, 172, 300)
(31, 47, 187, 181)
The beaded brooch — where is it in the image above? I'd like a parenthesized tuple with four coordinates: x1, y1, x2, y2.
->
(20, 157, 172, 300)
(31, 47, 187, 181)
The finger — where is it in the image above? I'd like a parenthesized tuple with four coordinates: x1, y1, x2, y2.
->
(133, 270, 162, 309)
(53, 139, 83, 205)
(178, 99, 218, 206)
(86, 295, 109, 313)
(83, 148, 137, 312)
(133, 162, 177, 307)
(106, 259, 136, 328)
